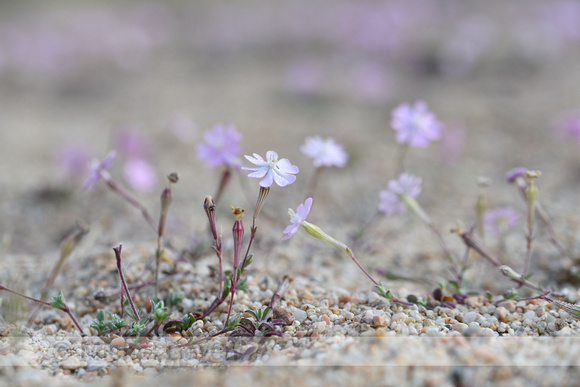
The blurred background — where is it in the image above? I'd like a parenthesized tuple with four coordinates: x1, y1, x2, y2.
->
(1, 0, 580, 293)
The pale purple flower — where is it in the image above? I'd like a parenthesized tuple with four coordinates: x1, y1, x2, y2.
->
(378, 173, 422, 216)
(116, 125, 151, 158)
(282, 197, 313, 241)
(505, 167, 527, 183)
(81, 151, 116, 191)
(123, 158, 157, 192)
(553, 111, 580, 143)
(300, 136, 348, 168)
(391, 101, 443, 147)
(485, 206, 520, 236)
(242, 151, 299, 188)
(197, 124, 242, 168)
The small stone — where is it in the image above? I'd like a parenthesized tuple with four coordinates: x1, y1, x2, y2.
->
(87, 360, 108, 372)
(462, 311, 479, 324)
(141, 359, 159, 368)
(61, 356, 85, 370)
(291, 308, 307, 323)
(320, 315, 331, 325)
(111, 337, 126, 347)
(495, 306, 508, 322)
(273, 306, 295, 325)
(338, 293, 350, 303)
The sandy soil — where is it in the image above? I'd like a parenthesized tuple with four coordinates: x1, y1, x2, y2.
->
(2, 1, 580, 385)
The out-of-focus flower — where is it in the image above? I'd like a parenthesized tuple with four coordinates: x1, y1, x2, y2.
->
(553, 111, 580, 143)
(484, 206, 520, 236)
(378, 173, 422, 216)
(391, 101, 443, 147)
(242, 151, 299, 188)
(285, 58, 324, 96)
(197, 124, 242, 168)
(282, 197, 312, 241)
(116, 125, 151, 158)
(123, 158, 157, 192)
(54, 144, 91, 180)
(300, 136, 348, 168)
(81, 151, 116, 191)
(166, 112, 197, 142)
(505, 167, 527, 183)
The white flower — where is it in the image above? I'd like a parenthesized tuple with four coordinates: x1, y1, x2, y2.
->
(300, 136, 348, 168)
(242, 151, 299, 188)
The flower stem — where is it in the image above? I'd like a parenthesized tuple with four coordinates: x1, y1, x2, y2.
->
(113, 245, 140, 321)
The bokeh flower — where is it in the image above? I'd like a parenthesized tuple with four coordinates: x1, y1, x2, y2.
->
(378, 173, 422, 216)
(553, 111, 580, 143)
(485, 206, 520, 236)
(197, 124, 242, 168)
(123, 158, 157, 192)
(282, 197, 312, 241)
(505, 167, 527, 184)
(391, 101, 443, 147)
(301, 136, 348, 168)
(81, 151, 116, 191)
(242, 151, 299, 188)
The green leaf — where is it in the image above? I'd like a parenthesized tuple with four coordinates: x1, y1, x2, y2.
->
(50, 290, 66, 309)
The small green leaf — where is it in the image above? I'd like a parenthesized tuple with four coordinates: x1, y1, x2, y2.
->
(50, 290, 66, 309)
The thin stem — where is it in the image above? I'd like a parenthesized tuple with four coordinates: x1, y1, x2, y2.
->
(100, 170, 156, 231)
(345, 247, 378, 286)
(0, 285, 84, 334)
(307, 167, 325, 198)
(113, 245, 140, 321)
(214, 167, 231, 205)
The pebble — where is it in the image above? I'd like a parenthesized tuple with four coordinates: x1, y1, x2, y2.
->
(61, 356, 85, 370)
(110, 337, 126, 347)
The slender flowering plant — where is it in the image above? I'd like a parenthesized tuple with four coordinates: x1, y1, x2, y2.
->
(242, 151, 299, 188)
(283, 197, 408, 304)
(379, 173, 460, 280)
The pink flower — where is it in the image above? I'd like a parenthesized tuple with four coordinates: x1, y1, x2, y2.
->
(242, 151, 299, 188)
(378, 173, 422, 216)
(485, 206, 520, 236)
(282, 197, 313, 241)
(197, 124, 242, 168)
(391, 101, 443, 147)
(300, 136, 348, 168)
(123, 158, 158, 192)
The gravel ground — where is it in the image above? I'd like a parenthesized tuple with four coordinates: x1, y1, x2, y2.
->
(2, 1, 580, 385)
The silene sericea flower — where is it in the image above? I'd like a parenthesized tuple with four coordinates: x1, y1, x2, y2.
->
(242, 151, 299, 188)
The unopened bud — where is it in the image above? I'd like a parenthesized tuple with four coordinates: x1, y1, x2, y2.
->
(204, 196, 218, 241)
(167, 172, 179, 184)
(499, 265, 522, 281)
(301, 221, 348, 252)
